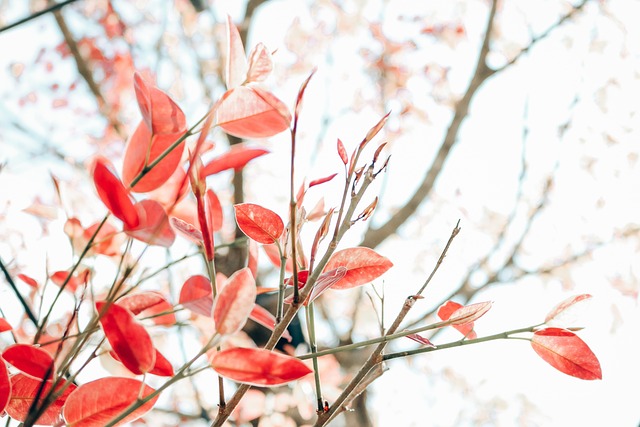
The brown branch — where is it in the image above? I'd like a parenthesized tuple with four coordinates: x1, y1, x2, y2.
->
(361, 0, 590, 249)
(0, 0, 80, 34)
(52, 9, 125, 139)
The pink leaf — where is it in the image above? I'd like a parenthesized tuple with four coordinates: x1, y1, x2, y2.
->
(225, 15, 248, 89)
(406, 333, 437, 348)
(214, 268, 256, 335)
(249, 304, 292, 342)
(170, 216, 204, 242)
(2, 344, 54, 380)
(246, 42, 273, 83)
(309, 173, 338, 188)
(203, 145, 270, 176)
(0, 361, 9, 414)
(206, 189, 223, 233)
(63, 377, 158, 426)
(93, 157, 139, 229)
(179, 275, 214, 317)
(323, 247, 393, 290)
(96, 301, 155, 375)
(117, 291, 176, 326)
(211, 348, 312, 386)
(531, 328, 602, 380)
(337, 138, 348, 165)
(133, 72, 186, 135)
(545, 294, 592, 325)
(437, 301, 479, 339)
(234, 203, 284, 244)
(124, 199, 175, 247)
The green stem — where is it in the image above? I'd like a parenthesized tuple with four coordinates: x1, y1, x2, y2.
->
(306, 303, 324, 412)
(276, 241, 286, 322)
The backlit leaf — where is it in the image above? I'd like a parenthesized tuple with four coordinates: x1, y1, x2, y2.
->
(179, 275, 213, 317)
(133, 72, 186, 135)
(211, 348, 312, 386)
(0, 361, 9, 413)
(117, 291, 176, 326)
(323, 247, 393, 290)
(545, 294, 592, 325)
(406, 333, 436, 348)
(96, 301, 155, 375)
(0, 318, 12, 333)
(437, 300, 477, 339)
(531, 328, 602, 380)
(249, 304, 292, 342)
(63, 377, 158, 426)
(203, 145, 269, 176)
(93, 157, 139, 228)
(206, 189, 223, 232)
(246, 43, 273, 83)
(214, 268, 256, 335)
(216, 86, 291, 139)
(50, 269, 90, 293)
(7, 373, 75, 425)
(225, 15, 248, 89)
(124, 199, 175, 247)
(170, 216, 203, 242)
(337, 138, 348, 165)
(2, 344, 54, 380)
(234, 203, 284, 244)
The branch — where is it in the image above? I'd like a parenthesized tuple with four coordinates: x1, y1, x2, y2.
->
(0, 256, 38, 325)
(0, 0, 80, 34)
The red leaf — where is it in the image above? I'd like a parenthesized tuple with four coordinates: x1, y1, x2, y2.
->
(170, 216, 203, 242)
(96, 302, 155, 375)
(234, 203, 284, 244)
(206, 189, 223, 233)
(214, 268, 256, 335)
(249, 304, 292, 342)
(216, 86, 291, 139)
(323, 247, 393, 290)
(309, 173, 338, 188)
(149, 348, 174, 377)
(124, 199, 175, 247)
(406, 333, 437, 348)
(117, 291, 176, 326)
(545, 294, 592, 325)
(211, 348, 312, 386)
(63, 377, 158, 426)
(448, 301, 492, 325)
(531, 328, 602, 380)
(83, 221, 122, 256)
(437, 301, 477, 339)
(122, 120, 186, 193)
(225, 15, 248, 89)
(2, 344, 54, 380)
(337, 138, 348, 165)
(248, 239, 259, 278)
(17, 273, 39, 288)
(133, 72, 186, 135)
(246, 43, 273, 83)
(7, 373, 75, 424)
(0, 318, 12, 333)
(203, 145, 269, 176)
(284, 268, 347, 305)
(0, 361, 9, 414)
(262, 243, 293, 273)
(93, 157, 139, 228)
(147, 166, 189, 208)
(179, 275, 213, 317)
(50, 269, 90, 293)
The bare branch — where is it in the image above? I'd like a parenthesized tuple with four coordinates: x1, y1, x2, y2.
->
(0, 0, 80, 34)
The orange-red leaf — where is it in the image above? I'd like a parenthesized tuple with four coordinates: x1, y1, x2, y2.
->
(406, 333, 436, 348)
(203, 145, 269, 176)
(234, 203, 284, 244)
(337, 138, 348, 165)
(179, 275, 214, 317)
(323, 247, 393, 290)
(170, 216, 203, 242)
(124, 199, 175, 247)
(2, 344, 54, 380)
(216, 86, 291, 139)
(531, 328, 602, 380)
(309, 173, 338, 188)
(214, 268, 256, 335)
(63, 377, 158, 426)
(133, 72, 186, 135)
(117, 291, 176, 326)
(249, 304, 292, 342)
(17, 273, 39, 288)
(0, 318, 12, 333)
(211, 348, 312, 386)
(7, 373, 75, 425)
(206, 189, 223, 233)
(50, 269, 90, 293)
(93, 157, 139, 228)
(149, 348, 174, 377)
(0, 361, 9, 414)
(96, 302, 155, 375)
(437, 301, 477, 339)
(262, 243, 293, 273)
(122, 120, 186, 193)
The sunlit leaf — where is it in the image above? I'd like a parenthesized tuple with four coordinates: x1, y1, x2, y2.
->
(0, 361, 9, 414)
(6, 373, 75, 425)
(323, 247, 393, 290)
(211, 348, 312, 386)
(246, 43, 273, 83)
(234, 203, 285, 244)
(309, 173, 337, 188)
(17, 273, 39, 288)
(206, 189, 223, 233)
(249, 304, 292, 342)
(214, 268, 256, 335)
(96, 301, 155, 375)
(203, 145, 269, 176)
(117, 291, 176, 326)
(124, 199, 175, 247)
(216, 86, 291, 139)
(149, 348, 174, 377)
(179, 275, 214, 317)
(93, 157, 140, 229)
(225, 15, 248, 89)
(262, 243, 293, 273)
(170, 216, 204, 242)
(406, 333, 436, 348)
(545, 294, 592, 325)
(133, 72, 186, 135)
(531, 328, 602, 380)
(50, 269, 90, 293)
(437, 301, 476, 339)
(2, 344, 54, 380)
(63, 377, 158, 426)
(0, 318, 12, 333)
(337, 138, 348, 165)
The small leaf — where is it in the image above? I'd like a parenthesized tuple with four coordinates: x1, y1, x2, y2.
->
(0, 318, 12, 333)
(262, 243, 293, 273)
(437, 300, 484, 339)
(117, 291, 176, 326)
(63, 377, 158, 426)
(206, 189, 223, 233)
(309, 173, 338, 188)
(214, 268, 257, 335)
(211, 348, 312, 386)
(7, 373, 75, 425)
(50, 269, 90, 293)
(249, 304, 292, 342)
(406, 333, 436, 348)
(246, 42, 273, 83)
(323, 247, 393, 290)
(531, 328, 602, 380)
(96, 301, 155, 375)
(337, 138, 348, 165)
(2, 344, 55, 380)
(93, 158, 139, 228)
(294, 68, 316, 122)
(179, 275, 214, 317)
(124, 199, 175, 247)
(359, 111, 390, 150)
(170, 216, 204, 242)
(17, 273, 39, 288)
(225, 15, 248, 89)
(448, 301, 492, 325)
(203, 145, 270, 176)
(545, 294, 592, 325)
(216, 86, 291, 139)
(234, 203, 284, 244)
(0, 361, 9, 414)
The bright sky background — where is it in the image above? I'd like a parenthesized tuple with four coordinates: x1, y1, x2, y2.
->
(1, 0, 639, 426)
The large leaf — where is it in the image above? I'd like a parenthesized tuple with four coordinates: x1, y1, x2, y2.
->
(133, 72, 186, 135)
(6, 373, 76, 425)
(234, 203, 284, 244)
(96, 302, 155, 375)
(214, 268, 256, 335)
(203, 145, 269, 176)
(0, 361, 10, 414)
(93, 157, 140, 229)
(63, 377, 158, 426)
(122, 120, 186, 193)
(531, 328, 602, 380)
(117, 291, 176, 326)
(323, 247, 393, 290)
(179, 275, 214, 316)
(124, 199, 175, 247)
(211, 348, 312, 386)
(216, 86, 291, 139)
(2, 344, 54, 380)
